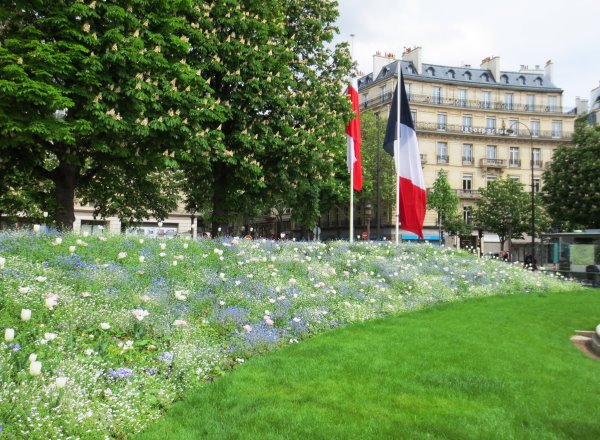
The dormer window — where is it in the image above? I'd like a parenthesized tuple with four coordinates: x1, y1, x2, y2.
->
(447, 69, 455, 79)
(426, 67, 436, 76)
(463, 71, 472, 80)
(534, 76, 543, 86)
(518, 75, 526, 85)
(500, 74, 509, 84)
(481, 73, 490, 82)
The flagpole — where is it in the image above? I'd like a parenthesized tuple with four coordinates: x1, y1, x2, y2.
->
(395, 61, 401, 244)
(349, 165, 354, 242)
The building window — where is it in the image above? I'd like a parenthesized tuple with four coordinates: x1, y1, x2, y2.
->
(509, 119, 518, 136)
(509, 175, 520, 182)
(486, 116, 496, 131)
(362, 93, 368, 107)
(462, 115, 472, 131)
(531, 120, 540, 137)
(463, 206, 473, 225)
(80, 220, 106, 236)
(433, 86, 442, 104)
(526, 94, 535, 112)
(458, 89, 467, 107)
(548, 96, 557, 112)
(482, 91, 491, 109)
(486, 145, 497, 160)
(509, 147, 520, 167)
(405, 83, 412, 99)
(533, 178, 541, 193)
(532, 148, 542, 168)
(379, 85, 387, 103)
(462, 174, 473, 191)
(437, 113, 447, 130)
(487, 175, 497, 185)
(462, 144, 473, 164)
(437, 142, 448, 163)
(411, 110, 417, 124)
(551, 120, 562, 138)
(505, 93, 514, 110)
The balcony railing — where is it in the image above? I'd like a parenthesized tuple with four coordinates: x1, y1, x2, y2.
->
(414, 122, 571, 140)
(455, 189, 480, 198)
(480, 158, 507, 168)
(531, 160, 543, 169)
(437, 155, 449, 164)
(420, 154, 427, 164)
(509, 159, 521, 168)
(360, 91, 571, 115)
(462, 156, 473, 165)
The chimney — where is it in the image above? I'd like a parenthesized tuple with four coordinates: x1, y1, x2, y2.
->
(372, 50, 396, 80)
(544, 59, 554, 83)
(480, 56, 500, 81)
(575, 97, 589, 114)
(402, 46, 422, 74)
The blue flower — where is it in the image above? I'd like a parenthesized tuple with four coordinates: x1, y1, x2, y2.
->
(108, 368, 134, 380)
(9, 343, 20, 352)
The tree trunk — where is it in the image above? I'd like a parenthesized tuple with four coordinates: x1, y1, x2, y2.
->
(53, 163, 78, 231)
(211, 163, 228, 237)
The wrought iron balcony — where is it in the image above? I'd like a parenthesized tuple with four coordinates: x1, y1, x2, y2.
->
(509, 159, 521, 168)
(462, 156, 473, 165)
(360, 90, 571, 115)
(531, 160, 543, 169)
(414, 122, 571, 141)
(437, 155, 449, 164)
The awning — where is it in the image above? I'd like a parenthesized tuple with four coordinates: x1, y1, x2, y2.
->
(402, 234, 440, 241)
(483, 233, 501, 243)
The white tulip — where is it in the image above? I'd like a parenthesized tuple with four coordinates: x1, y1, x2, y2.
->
(29, 353, 37, 362)
(55, 377, 67, 389)
(4, 328, 15, 342)
(21, 309, 32, 321)
(29, 361, 42, 376)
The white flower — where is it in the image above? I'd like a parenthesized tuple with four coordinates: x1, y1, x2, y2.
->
(4, 328, 15, 342)
(288, 278, 297, 286)
(174, 290, 187, 301)
(140, 295, 151, 302)
(44, 332, 58, 341)
(139, 238, 144, 244)
(183, 243, 189, 249)
(21, 309, 32, 320)
(214, 248, 223, 256)
(139, 255, 145, 263)
(29, 353, 37, 362)
(30, 361, 42, 376)
(33, 224, 41, 232)
(85, 348, 94, 356)
(81, 291, 91, 298)
(173, 319, 188, 327)
(35, 276, 47, 282)
(172, 260, 178, 266)
(269, 298, 276, 303)
(219, 300, 225, 306)
(160, 243, 167, 250)
(132, 308, 150, 321)
(264, 317, 274, 326)
(159, 252, 166, 257)
(104, 388, 113, 397)
(18, 286, 30, 293)
(117, 252, 127, 259)
(100, 323, 110, 330)
(45, 293, 59, 309)
(69, 246, 76, 253)
(55, 377, 68, 389)
(243, 324, 252, 332)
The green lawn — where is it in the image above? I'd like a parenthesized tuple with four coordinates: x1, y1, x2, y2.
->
(136, 289, 600, 440)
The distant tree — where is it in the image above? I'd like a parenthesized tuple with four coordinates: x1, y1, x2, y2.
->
(427, 170, 469, 241)
(474, 178, 530, 250)
(542, 121, 600, 229)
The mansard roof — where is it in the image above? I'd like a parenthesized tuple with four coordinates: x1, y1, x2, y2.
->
(357, 60, 562, 93)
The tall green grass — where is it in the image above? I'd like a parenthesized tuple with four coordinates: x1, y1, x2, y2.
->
(137, 289, 600, 440)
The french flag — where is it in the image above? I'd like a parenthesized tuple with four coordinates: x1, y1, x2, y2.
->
(345, 78, 363, 192)
(383, 72, 426, 238)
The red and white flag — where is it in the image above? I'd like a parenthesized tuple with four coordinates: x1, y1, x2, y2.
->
(346, 78, 362, 192)
(383, 72, 426, 238)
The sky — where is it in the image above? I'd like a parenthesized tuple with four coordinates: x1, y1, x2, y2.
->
(334, 0, 600, 110)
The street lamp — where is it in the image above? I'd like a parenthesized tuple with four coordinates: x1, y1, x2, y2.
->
(506, 121, 535, 265)
(375, 112, 381, 240)
(189, 207, 196, 240)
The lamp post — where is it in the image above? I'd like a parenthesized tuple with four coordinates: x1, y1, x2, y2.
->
(189, 207, 196, 240)
(507, 121, 535, 265)
(365, 203, 372, 241)
(375, 112, 381, 240)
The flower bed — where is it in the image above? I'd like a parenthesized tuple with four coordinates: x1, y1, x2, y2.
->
(0, 232, 577, 438)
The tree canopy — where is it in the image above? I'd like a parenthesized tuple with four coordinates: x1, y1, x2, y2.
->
(474, 178, 530, 250)
(0, 0, 353, 231)
(542, 120, 600, 229)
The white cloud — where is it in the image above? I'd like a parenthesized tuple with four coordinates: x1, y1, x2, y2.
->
(336, 0, 600, 108)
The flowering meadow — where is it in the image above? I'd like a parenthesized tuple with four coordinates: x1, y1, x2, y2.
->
(0, 231, 578, 439)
